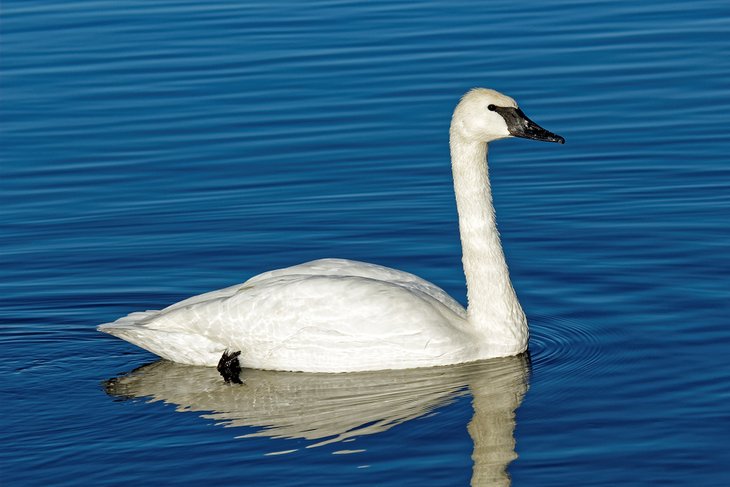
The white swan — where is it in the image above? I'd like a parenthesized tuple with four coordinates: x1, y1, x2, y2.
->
(99, 88, 564, 373)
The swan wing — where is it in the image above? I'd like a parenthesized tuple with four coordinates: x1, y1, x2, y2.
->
(246, 259, 466, 318)
(99, 259, 469, 371)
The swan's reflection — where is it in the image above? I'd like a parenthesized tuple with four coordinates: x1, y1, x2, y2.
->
(105, 354, 529, 486)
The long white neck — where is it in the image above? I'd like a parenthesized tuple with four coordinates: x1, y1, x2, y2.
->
(449, 130, 528, 353)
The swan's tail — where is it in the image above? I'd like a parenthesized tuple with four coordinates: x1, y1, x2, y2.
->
(98, 310, 224, 366)
(99, 309, 160, 331)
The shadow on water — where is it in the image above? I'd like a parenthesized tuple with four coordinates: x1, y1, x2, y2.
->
(105, 354, 530, 486)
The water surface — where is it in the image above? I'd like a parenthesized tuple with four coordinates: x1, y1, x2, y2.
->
(2, 0, 729, 485)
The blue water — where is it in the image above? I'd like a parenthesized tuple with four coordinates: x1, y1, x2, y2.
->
(3, 0, 729, 485)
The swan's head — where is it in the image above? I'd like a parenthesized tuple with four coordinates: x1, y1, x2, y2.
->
(451, 88, 565, 145)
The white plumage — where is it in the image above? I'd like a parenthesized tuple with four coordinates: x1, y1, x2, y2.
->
(99, 88, 564, 372)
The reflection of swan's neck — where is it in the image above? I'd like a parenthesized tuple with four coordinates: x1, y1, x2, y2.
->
(449, 131, 527, 351)
(466, 356, 530, 487)
(468, 385, 520, 487)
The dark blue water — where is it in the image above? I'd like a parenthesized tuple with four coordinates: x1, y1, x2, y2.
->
(3, 0, 729, 485)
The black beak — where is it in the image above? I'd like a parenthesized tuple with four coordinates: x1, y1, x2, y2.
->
(488, 104, 565, 144)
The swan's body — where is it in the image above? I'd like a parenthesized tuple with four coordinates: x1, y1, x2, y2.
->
(99, 88, 564, 373)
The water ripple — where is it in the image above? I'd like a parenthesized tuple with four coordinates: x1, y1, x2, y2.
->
(529, 315, 604, 377)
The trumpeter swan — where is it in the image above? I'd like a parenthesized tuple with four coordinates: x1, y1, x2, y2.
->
(99, 88, 564, 373)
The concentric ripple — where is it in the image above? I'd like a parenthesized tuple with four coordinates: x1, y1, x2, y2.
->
(528, 315, 604, 378)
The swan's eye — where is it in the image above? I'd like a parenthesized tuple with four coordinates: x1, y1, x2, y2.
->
(488, 104, 497, 111)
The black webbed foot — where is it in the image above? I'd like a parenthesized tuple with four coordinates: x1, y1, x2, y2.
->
(217, 350, 242, 384)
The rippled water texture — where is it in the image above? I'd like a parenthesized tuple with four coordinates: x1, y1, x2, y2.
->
(2, 0, 729, 485)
